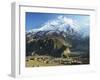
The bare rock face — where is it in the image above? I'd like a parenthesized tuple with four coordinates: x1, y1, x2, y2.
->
(62, 47, 71, 58)
(26, 35, 72, 57)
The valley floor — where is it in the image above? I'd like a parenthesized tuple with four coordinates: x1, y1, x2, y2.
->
(25, 52, 89, 67)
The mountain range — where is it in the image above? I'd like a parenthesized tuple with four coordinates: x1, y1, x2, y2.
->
(26, 16, 85, 40)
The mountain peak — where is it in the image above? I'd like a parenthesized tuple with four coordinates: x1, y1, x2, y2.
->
(39, 15, 79, 32)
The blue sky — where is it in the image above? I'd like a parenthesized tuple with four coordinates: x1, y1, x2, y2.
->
(25, 12, 90, 32)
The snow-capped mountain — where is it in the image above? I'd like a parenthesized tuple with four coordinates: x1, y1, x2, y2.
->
(26, 15, 89, 39)
(27, 15, 79, 32)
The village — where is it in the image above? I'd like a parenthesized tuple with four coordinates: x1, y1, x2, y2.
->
(26, 52, 89, 67)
